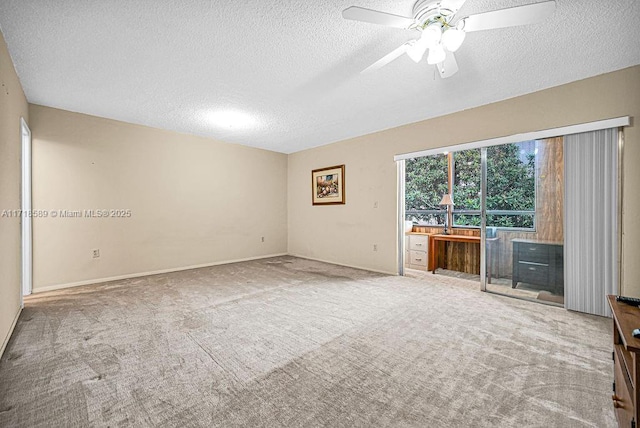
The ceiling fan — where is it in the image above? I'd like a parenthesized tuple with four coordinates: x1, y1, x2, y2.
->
(343, 0, 556, 78)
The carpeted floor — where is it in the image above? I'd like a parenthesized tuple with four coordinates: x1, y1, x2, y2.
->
(414, 268, 566, 306)
(0, 256, 614, 427)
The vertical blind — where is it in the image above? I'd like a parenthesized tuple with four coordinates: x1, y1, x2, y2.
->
(564, 128, 618, 316)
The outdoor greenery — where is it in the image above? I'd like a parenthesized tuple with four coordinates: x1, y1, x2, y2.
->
(405, 153, 449, 225)
(453, 149, 481, 225)
(486, 143, 536, 227)
(406, 142, 536, 229)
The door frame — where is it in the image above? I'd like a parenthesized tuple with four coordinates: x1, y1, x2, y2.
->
(397, 160, 406, 275)
(21, 117, 32, 302)
(396, 117, 630, 287)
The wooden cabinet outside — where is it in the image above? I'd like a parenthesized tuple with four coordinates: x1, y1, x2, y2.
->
(512, 239, 563, 294)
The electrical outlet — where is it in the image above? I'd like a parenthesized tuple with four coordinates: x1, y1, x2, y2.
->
(92, 249, 100, 258)
(373, 244, 378, 252)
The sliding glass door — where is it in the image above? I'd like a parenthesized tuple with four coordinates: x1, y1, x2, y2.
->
(481, 138, 565, 305)
(398, 120, 625, 314)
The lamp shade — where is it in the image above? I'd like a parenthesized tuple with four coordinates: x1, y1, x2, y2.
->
(421, 24, 442, 47)
(427, 44, 446, 65)
(439, 193, 454, 206)
(406, 39, 428, 63)
(441, 28, 466, 52)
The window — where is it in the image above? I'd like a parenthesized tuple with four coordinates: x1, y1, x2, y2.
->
(406, 141, 536, 230)
(405, 154, 448, 225)
(453, 149, 481, 227)
(485, 141, 536, 228)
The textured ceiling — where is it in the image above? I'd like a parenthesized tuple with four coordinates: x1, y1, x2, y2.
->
(0, 0, 639, 153)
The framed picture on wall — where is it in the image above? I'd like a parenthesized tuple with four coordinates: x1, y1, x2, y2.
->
(312, 165, 345, 205)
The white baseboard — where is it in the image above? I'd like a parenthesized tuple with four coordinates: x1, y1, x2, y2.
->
(1, 305, 22, 358)
(33, 253, 289, 293)
(288, 253, 397, 276)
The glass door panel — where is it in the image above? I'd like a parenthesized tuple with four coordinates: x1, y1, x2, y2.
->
(482, 139, 564, 305)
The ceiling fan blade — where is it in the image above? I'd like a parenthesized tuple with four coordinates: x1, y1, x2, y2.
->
(462, 0, 556, 32)
(342, 6, 415, 29)
(437, 51, 459, 78)
(362, 43, 409, 74)
(439, 0, 468, 13)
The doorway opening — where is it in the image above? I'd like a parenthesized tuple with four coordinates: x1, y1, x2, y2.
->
(402, 140, 563, 305)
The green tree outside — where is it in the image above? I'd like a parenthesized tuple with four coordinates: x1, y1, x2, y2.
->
(406, 142, 536, 229)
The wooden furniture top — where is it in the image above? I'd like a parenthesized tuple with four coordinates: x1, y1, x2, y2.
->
(512, 238, 563, 246)
(406, 231, 431, 236)
(608, 295, 640, 353)
(432, 234, 480, 243)
(431, 234, 499, 243)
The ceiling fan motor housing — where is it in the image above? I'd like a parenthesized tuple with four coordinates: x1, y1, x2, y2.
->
(412, 0, 456, 29)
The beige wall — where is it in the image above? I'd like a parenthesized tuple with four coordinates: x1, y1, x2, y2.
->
(288, 66, 640, 296)
(0, 29, 28, 354)
(30, 105, 288, 291)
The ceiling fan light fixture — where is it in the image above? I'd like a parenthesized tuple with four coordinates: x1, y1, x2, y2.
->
(421, 24, 442, 47)
(441, 27, 465, 52)
(345, 0, 557, 78)
(427, 44, 446, 64)
(406, 40, 428, 63)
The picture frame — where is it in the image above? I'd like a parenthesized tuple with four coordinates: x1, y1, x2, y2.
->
(312, 165, 345, 205)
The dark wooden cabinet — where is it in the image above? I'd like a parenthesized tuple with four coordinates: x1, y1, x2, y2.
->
(608, 296, 640, 428)
(512, 239, 563, 294)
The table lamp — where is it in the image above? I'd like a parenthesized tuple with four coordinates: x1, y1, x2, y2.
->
(439, 193, 454, 235)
